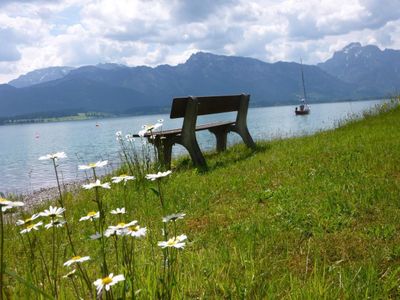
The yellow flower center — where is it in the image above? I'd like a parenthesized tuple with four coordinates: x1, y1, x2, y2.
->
(0, 198, 6, 203)
(120, 174, 127, 177)
(24, 217, 33, 223)
(72, 256, 81, 261)
(27, 224, 34, 230)
(102, 277, 113, 285)
(129, 226, 140, 232)
(167, 238, 177, 246)
(89, 163, 97, 168)
(117, 222, 125, 227)
(87, 211, 97, 217)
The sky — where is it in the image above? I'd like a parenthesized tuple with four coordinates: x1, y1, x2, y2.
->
(0, 0, 400, 83)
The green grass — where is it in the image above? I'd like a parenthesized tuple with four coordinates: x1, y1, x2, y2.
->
(3, 102, 400, 298)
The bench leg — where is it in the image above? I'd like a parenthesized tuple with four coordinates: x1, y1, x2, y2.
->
(162, 139, 173, 169)
(180, 136, 207, 167)
(235, 126, 256, 149)
(209, 127, 229, 152)
(150, 137, 174, 169)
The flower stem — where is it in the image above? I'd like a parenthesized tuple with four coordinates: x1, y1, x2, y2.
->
(0, 210, 4, 300)
(51, 220, 58, 298)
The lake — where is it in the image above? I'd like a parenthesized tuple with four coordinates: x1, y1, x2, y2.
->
(0, 99, 384, 194)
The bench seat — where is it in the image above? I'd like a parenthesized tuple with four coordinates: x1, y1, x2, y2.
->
(135, 121, 235, 137)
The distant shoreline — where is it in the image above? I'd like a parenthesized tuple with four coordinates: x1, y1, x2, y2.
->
(0, 97, 386, 126)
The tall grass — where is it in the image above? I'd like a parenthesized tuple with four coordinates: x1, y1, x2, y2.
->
(1, 98, 400, 298)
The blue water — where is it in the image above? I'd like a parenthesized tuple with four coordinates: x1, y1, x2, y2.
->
(0, 99, 384, 194)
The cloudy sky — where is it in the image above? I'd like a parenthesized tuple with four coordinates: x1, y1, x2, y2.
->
(0, 0, 399, 83)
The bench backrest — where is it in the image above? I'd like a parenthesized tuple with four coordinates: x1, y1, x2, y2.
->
(170, 94, 246, 119)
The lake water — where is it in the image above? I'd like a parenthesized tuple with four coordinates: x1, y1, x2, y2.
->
(0, 99, 384, 194)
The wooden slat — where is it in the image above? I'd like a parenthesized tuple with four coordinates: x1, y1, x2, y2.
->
(170, 94, 244, 119)
(132, 121, 235, 137)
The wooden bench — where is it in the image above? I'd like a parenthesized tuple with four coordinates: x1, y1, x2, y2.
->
(135, 94, 256, 168)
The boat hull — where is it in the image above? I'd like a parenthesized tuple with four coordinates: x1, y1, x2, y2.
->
(295, 110, 310, 115)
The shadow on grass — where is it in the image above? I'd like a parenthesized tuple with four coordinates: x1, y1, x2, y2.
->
(172, 142, 270, 173)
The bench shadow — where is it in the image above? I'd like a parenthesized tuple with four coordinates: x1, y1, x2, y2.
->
(173, 142, 270, 173)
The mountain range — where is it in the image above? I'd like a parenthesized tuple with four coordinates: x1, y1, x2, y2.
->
(1, 42, 399, 120)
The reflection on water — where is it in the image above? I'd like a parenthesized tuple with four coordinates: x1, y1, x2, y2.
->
(0, 99, 384, 194)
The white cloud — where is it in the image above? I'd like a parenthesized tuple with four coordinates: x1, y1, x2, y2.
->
(0, 0, 399, 83)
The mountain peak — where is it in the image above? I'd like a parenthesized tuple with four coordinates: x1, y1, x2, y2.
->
(8, 66, 74, 88)
(96, 63, 128, 70)
(342, 42, 362, 53)
(186, 51, 217, 63)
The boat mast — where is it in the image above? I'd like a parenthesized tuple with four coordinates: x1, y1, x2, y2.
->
(300, 58, 307, 102)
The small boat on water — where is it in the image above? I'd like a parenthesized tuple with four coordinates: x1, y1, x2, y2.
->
(295, 60, 310, 115)
(295, 98, 310, 115)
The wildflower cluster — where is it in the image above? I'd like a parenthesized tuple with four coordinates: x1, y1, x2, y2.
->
(0, 120, 190, 299)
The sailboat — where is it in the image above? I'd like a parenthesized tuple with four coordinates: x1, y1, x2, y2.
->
(295, 60, 310, 115)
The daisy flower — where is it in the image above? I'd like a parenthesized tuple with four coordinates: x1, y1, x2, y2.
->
(82, 180, 111, 190)
(93, 273, 125, 295)
(62, 269, 76, 279)
(111, 174, 135, 184)
(39, 152, 67, 161)
(40, 206, 65, 218)
(108, 221, 137, 230)
(162, 212, 186, 223)
(0, 197, 24, 211)
(138, 122, 163, 137)
(120, 225, 147, 238)
(1, 206, 12, 212)
(63, 256, 91, 267)
(145, 170, 172, 181)
(78, 160, 108, 170)
(158, 234, 187, 249)
(110, 208, 125, 215)
(45, 219, 66, 229)
(105, 221, 137, 237)
(80, 211, 100, 221)
(16, 214, 40, 226)
(125, 134, 134, 142)
(20, 221, 43, 234)
(90, 232, 102, 240)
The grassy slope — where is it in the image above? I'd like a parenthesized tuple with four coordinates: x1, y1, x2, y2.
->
(5, 105, 400, 298)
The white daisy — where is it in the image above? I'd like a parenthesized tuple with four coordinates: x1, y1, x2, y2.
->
(79, 211, 100, 221)
(78, 160, 108, 170)
(62, 269, 76, 279)
(39, 152, 67, 161)
(115, 131, 122, 137)
(162, 213, 186, 223)
(111, 174, 135, 184)
(105, 221, 137, 237)
(16, 214, 40, 226)
(1, 206, 12, 212)
(104, 228, 118, 237)
(90, 232, 102, 240)
(108, 221, 137, 230)
(120, 225, 147, 238)
(138, 122, 163, 137)
(110, 208, 126, 215)
(82, 180, 111, 190)
(145, 170, 172, 181)
(20, 221, 43, 234)
(93, 273, 125, 295)
(45, 219, 66, 229)
(158, 234, 187, 249)
(40, 206, 65, 218)
(125, 134, 135, 142)
(63, 256, 91, 267)
(0, 197, 24, 210)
